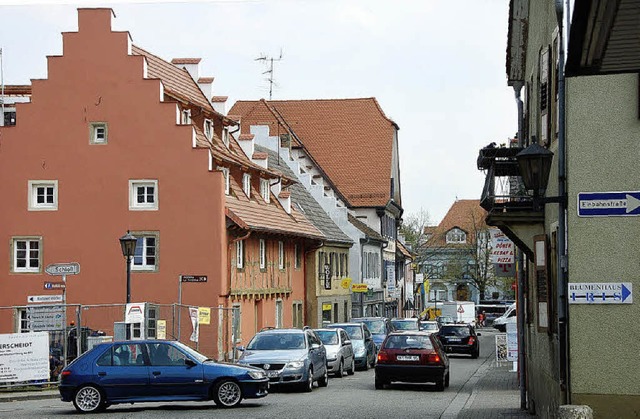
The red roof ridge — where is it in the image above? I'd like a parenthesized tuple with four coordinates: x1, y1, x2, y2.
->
(171, 58, 201, 64)
(198, 77, 214, 83)
(252, 152, 268, 159)
(238, 133, 254, 141)
(279, 191, 291, 198)
(211, 96, 228, 102)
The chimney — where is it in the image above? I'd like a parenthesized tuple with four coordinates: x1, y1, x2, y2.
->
(171, 58, 201, 81)
(237, 133, 255, 159)
(252, 151, 268, 169)
(211, 96, 228, 115)
(198, 77, 214, 104)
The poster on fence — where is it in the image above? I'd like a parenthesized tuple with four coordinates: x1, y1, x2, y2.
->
(189, 307, 199, 342)
(0, 332, 49, 383)
(495, 333, 507, 363)
(506, 322, 518, 362)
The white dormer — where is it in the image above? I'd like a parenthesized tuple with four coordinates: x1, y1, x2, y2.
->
(237, 133, 254, 158)
(211, 96, 228, 115)
(446, 228, 467, 244)
(278, 190, 291, 214)
(198, 77, 214, 104)
(171, 58, 201, 81)
(252, 152, 268, 169)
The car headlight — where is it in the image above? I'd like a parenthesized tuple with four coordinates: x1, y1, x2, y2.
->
(248, 370, 266, 380)
(285, 361, 305, 369)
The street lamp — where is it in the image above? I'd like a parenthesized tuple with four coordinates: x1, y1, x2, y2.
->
(516, 142, 565, 209)
(119, 231, 137, 304)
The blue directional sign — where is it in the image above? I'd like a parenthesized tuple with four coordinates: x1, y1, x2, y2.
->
(568, 282, 633, 304)
(577, 191, 640, 217)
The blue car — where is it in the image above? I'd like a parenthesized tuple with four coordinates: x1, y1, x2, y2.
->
(59, 340, 268, 413)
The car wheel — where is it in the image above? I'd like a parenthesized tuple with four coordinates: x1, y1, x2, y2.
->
(303, 368, 313, 392)
(335, 359, 344, 378)
(212, 379, 243, 408)
(318, 366, 328, 387)
(73, 385, 106, 413)
(435, 376, 445, 392)
(347, 357, 355, 375)
(445, 372, 450, 388)
(472, 349, 479, 359)
(362, 356, 369, 371)
(374, 375, 385, 390)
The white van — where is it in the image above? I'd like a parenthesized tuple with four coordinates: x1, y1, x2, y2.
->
(492, 303, 516, 332)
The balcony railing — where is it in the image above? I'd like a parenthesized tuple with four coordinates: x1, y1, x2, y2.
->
(477, 146, 537, 215)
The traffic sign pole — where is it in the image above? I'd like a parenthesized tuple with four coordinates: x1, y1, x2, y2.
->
(62, 273, 67, 368)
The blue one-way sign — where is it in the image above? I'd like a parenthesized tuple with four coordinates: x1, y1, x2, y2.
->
(568, 282, 633, 304)
(578, 191, 640, 217)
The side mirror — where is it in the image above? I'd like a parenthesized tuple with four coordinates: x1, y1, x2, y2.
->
(236, 345, 245, 352)
(476, 332, 482, 337)
(185, 358, 197, 367)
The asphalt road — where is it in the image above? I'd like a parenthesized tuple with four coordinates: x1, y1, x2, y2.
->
(0, 329, 499, 419)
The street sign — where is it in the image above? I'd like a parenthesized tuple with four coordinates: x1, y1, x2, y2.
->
(180, 275, 207, 283)
(577, 191, 640, 217)
(27, 305, 65, 330)
(28, 295, 63, 303)
(44, 282, 66, 290)
(45, 262, 80, 276)
(568, 282, 633, 304)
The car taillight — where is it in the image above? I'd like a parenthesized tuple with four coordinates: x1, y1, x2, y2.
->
(427, 353, 441, 364)
(61, 370, 71, 377)
(468, 337, 476, 345)
(377, 351, 390, 363)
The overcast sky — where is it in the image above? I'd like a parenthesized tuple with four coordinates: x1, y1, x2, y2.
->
(0, 0, 517, 224)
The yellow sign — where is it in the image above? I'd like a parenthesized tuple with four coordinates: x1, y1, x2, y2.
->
(340, 278, 352, 289)
(157, 320, 167, 339)
(198, 307, 211, 325)
(352, 283, 368, 293)
(322, 303, 332, 311)
(423, 279, 430, 296)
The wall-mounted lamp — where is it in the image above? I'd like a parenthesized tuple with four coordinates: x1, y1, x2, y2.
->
(516, 142, 566, 210)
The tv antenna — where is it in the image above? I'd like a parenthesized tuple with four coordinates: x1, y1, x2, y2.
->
(255, 49, 283, 100)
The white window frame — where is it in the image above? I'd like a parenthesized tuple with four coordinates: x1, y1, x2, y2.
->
(259, 239, 266, 270)
(217, 167, 230, 195)
(129, 180, 159, 211)
(260, 179, 270, 203)
(222, 127, 229, 147)
(181, 109, 191, 124)
(204, 119, 213, 140)
(236, 240, 244, 269)
(130, 232, 158, 272)
(446, 228, 466, 244)
(278, 241, 285, 270)
(90, 122, 108, 145)
(12, 237, 42, 273)
(275, 299, 283, 328)
(294, 244, 300, 269)
(242, 173, 251, 197)
(28, 180, 58, 211)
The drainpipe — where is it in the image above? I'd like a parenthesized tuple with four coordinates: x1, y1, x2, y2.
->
(556, 0, 570, 405)
(513, 81, 528, 411)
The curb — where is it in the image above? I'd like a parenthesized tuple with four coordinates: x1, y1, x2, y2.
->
(0, 391, 60, 403)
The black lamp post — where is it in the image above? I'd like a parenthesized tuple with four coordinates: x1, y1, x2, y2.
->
(119, 231, 137, 304)
(516, 142, 564, 209)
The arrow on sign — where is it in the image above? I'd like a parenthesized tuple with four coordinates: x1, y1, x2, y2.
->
(578, 192, 640, 217)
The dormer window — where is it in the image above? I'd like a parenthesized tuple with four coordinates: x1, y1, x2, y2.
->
(204, 119, 213, 140)
(181, 109, 191, 124)
(217, 166, 230, 195)
(446, 228, 467, 244)
(242, 173, 251, 197)
(260, 179, 270, 203)
(222, 127, 229, 148)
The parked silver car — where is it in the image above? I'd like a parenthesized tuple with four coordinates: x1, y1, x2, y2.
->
(237, 328, 328, 392)
(315, 328, 355, 377)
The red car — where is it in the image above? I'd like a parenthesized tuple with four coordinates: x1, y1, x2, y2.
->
(374, 331, 450, 391)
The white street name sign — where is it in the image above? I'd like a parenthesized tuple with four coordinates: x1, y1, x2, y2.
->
(568, 282, 632, 304)
(27, 295, 63, 303)
(45, 262, 80, 276)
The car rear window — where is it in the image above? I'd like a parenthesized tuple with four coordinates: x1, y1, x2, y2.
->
(440, 326, 471, 337)
(316, 330, 338, 345)
(361, 320, 385, 334)
(391, 320, 419, 330)
(384, 335, 433, 350)
(337, 325, 363, 339)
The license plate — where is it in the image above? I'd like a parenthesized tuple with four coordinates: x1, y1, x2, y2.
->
(267, 371, 279, 378)
(396, 355, 419, 361)
(448, 338, 461, 342)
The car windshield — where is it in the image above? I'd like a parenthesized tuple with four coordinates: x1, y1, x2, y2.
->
(316, 330, 339, 345)
(172, 341, 209, 362)
(361, 320, 385, 334)
(419, 322, 438, 331)
(246, 333, 306, 350)
(440, 326, 471, 337)
(391, 320, 419, 330)
(439, 316, 454, 323)
(334, 325, 363, 339)
(384, 335, 433, 350)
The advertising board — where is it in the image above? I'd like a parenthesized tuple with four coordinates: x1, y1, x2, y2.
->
(0, 332, 49, 383)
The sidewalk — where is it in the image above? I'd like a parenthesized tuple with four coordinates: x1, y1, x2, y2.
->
(0, 386, 59, 403)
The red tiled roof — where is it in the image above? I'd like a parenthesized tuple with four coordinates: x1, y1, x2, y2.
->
(238, 133, 254, 141)
(133, 46, 212, 111)
(229, 98, 398, 207)
(279, 191, 291, 198)
(211, 96, 228, 102)
(426, 200, 488, 247)
(171, 58, 201, 64)
(252, 152, 268, 160)
(1, 85, 32, 95)
(226, 178, 323, 239)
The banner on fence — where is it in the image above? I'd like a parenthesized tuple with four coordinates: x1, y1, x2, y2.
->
(157, 320, 167, 339)
(198, 307, 211, 325)
(0, 332, 49, 383)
